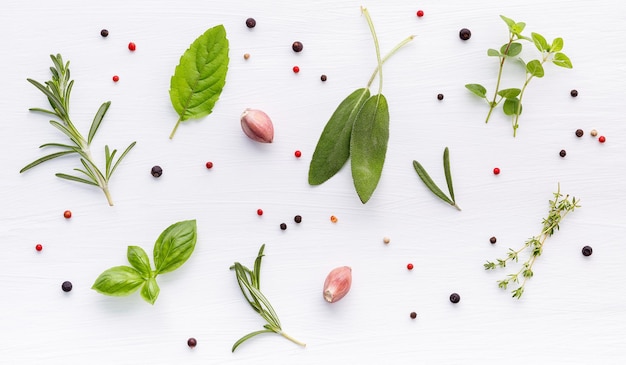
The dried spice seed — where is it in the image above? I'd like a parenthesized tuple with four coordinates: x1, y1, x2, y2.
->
(416, 10, 424, 17)
(570, 89, 578, 97)
(205, 161, 213, 169)
(100, 29, 109, 37)
(582, 245, 593, 256)
(598, 136, 606, 143)
(112, 75, 119, 82)
(35, 244, 43, 251)
(320, 74, 327, 82)
(330, 215, 338, 223)
(256, 209, 263, 216)
(187, 338, 197, 348)
(128, 42, 136, 51)
(559, 149, 567, 158)
(63, 210, 72, 219)
(245, 18, 256, 28)
(151, 165, 163, 177)
(459, 28, 471, 40)
(489, 236, 497, 244)
(294, 150, 302, 158)
(294, 215, 302, 223)
(243, 53, 250, 60)
(493, 167, 501, 175)
(280, 223, 287, 230)
(410, 311, 417, 319)
(383, 237, 390, 244)
(407, 263, 414, 270)
(449, 293, 461, 303)
(575, 129, 584, 137)
(292, 66, 300, 73)
(590, 129, 598, 137)
(292, 41, 303, 52)
(61, 281, 73, 292)
(437, 93, 444, 100)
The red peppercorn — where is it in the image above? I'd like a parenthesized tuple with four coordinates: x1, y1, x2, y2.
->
(35, 244, 43, 252)
(598, 136, 606, 143)
(416, 10, 424, 17)
(63, 210, 72, 219)
(493, 167, 500, 175)
(257, 209, 263, 216)
(292, 66, 300, 73)
(294, 150, 302, 158)
(112, 75, 119, 82)
(205, 161, 213, 169)
(407, 263, 414, 270)
(128, 42, 136, 51)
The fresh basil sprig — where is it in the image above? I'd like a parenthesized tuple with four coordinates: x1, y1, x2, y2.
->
(308, 7, 414, 204)
(169, 25, 229, 139)
(230, 244, 305, 352)
(412, 147, 460, 211)
(21, 54, 136, 206)
(92, 220, 197, 305)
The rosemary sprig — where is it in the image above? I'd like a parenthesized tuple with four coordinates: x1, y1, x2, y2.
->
(412, 147, 460, 211)
(230, 244, 305, 352)
(484, 184, 580, 298)
(21, 54, 136, 206)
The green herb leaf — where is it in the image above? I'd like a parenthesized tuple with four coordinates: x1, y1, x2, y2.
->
(55, 172, 98, 186)
(512, 22, 526, 35)
(497, 88, 521, 98)
(140, 278, 160, 305)
(526, 59, 545, 77)
(553, 52, 573, 68)
(169, 25, 229, 139)
(91, 266, 145, 296)
(232, 330, 275, 353)
(20, 150, 77, 173)
(153, 220, 197, 274)
(350, 94, 389, 204)
(531, 32, 549, 52)
(127, 246, 152, 278)
(465, 84, 487, 98)
(500, 15, 515, 29)
(487, 48, 501, 57)
(443, 147, 455, 202)
(412, 159, 455, 208)
(308, 88, 370, 185)
(503, 98, 521, 116)
(501, 42, 522, 57)
(550, 37, 564, 52)
(88, 102, 110, 144)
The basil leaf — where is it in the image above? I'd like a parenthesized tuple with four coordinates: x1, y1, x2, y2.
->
(308, 88, 370, 185)
(153, 220, 197, 274)
(465, 84, 487, 99)
(127, 245, 152, 278)
(92, 266, 145, 296)
(350, 94, 389, 204)
(169, 25, 229, 138)
(140, 278, 160, 305)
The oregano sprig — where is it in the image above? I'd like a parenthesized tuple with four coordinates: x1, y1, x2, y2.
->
(412, 147, 460, 211)
(230, 244, 305, 352)
(484, 185, 580, 298)
(92, 220, 197, 305)
(21, 54, 136, 206)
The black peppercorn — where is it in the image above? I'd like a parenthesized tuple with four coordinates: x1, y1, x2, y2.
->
(582, 245, 593, 256)
(151, 165, 163, 178)
(449, 293, 460, 303)
(62, 281, 73, 292)
(570, 89, 578, 97)
(100, 29, 109, 37)
(187, 337, 197, 348)
(280, 223, 287, 230)
(245, 18, 256, 28)
(459, 28, 471, 40)
(437, 93, 444, 100)
(294, 215, 302, 223)
(410, 312, 417, 319)
(559, 149, 567, 158)
(320, 74, 327, 82)
(292, 41, 303, 53)
(489, 236, 497, 244)
(575, 129, 584, 137)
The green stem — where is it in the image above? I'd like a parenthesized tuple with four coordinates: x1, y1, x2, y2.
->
(366, 35, 415, 88)
(362, 7, 384, 93)
(169, 118, 182, 139)
(512, 55, 548, 137)
(278, 331, 306, 347)
(486, 35, 514, 123)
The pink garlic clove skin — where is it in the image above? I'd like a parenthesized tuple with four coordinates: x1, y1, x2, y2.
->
(240, 108, 274, 143)
(323, 266, 352, 303)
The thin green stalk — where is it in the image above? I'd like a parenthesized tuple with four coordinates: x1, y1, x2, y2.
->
(361, 7, 384, 93)
(366, 35, 415, 88)
(486, 36, 514, 123)
(169, 119, 182, 139)
(512, 55, 548, 137)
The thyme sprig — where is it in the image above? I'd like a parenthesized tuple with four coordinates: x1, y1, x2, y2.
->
(21, 54, 136, 206)
(484, 184, 580, 299)
(230, 244, 305, 352)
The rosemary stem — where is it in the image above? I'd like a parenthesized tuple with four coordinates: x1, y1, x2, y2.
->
(279, 331, 306, 347)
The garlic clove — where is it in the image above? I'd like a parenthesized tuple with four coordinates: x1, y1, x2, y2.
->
(240, 108, 274, 143)
(323, 266, 352, 303)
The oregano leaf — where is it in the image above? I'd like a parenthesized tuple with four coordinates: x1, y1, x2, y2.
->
(500, 15, 515, 29)
(153, 220, 197, 274)
(169, 25, 229, 139)
(511, 22, 526, 35)
(91, 266, 145, 296)
(553, 53, 573, 68)
(350, 94, 389, 204)
(497, 88, 521, 98)
(503, 98, 521, 116)
(465, 84, 487, 98)
(551, 37, 564, 52)
(531, 32, 549, 52)
(487, 48, 501, 57)
(501, 42, 522, 57)
(526, 60, 545, 78)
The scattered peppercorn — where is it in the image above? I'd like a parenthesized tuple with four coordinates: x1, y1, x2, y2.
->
(449, 293, 460, 303)
(410, 311, 417, 319)
(590, 129, 598, 137)
(493, 167, 500, 175)
(437, 93, 444, 100)
(205, 161, 213, 169)
(151, 165, 163, 177)
(35, 244, 43, 251)
(280, 223, 287, 230)
(416, 10, 424, 17)
(383, 237, 390, 244)
(582, 245, 593, 257)
(489, 236, 497, 244)
(559, 149, 567, 158)
(245, 18, 256, 28)
(294, 150, 302, 158)
(61, 281, 73, 292)
(100, 29, 109, 37)
(407, 263, 414, 270)
(294, 215, 302, 223)
(459, 28, 471, 40)
(320, 74, 327, 82)
(256, 209, 263, 216)
(570, 89, 578, 97)
(63, 210, 72, 219)
(112, 75, 119, 82)
(330, 215, 338, 223)
(292, 66, 300, 73)
(243, 53, 250, 60)
(292, 41, 303, 53)
(128, 42, 136, 51)
(187, 338, 197, 348)
(598, 136, 606, 143)
(575, 129, 584, 137)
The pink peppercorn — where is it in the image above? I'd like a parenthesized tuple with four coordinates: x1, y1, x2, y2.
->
(128, 42, 136, 51)
(292, 66, 300, 73)
(598, 136, 606, 143)
(493, 167, 501, 175)
(416, 10, 424, 17)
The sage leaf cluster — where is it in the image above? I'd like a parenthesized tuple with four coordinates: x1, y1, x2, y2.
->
(169, 25, 229, 139)
(412, 147, 460, 211)
(92, 220, 197, 305)
(21, 54, 136, 206)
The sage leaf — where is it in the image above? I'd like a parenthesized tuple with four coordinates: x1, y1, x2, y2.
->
(153, 220, 197, 274)
(127, 245, 152, 278)
(308, 88, 370, 185)
(169, 25, 229, 139)
(91, 266, 145, 296)
(526, 60, 545, 77)
(553, 53, 573, 68)
(443, 147, 455, 202)
(465, 84, 487, 99)
(412, 160, 454, 206)
(140, 278, 160, 305)
(350, 94, 389, 204)
(497, 88, 521, 99)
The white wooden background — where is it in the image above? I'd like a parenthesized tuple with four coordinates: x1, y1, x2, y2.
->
(1, 0, 625, 364)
